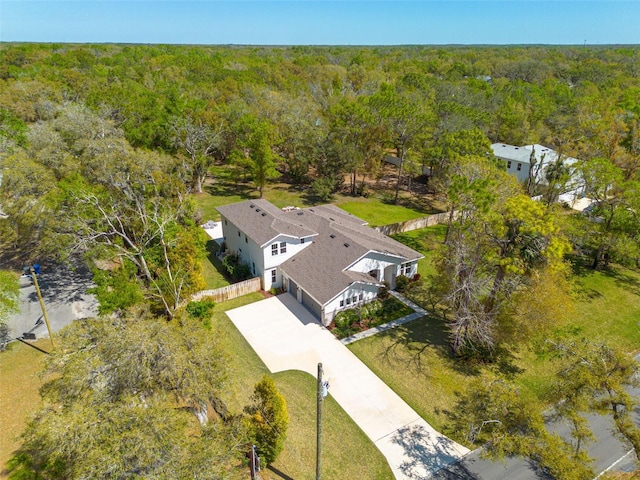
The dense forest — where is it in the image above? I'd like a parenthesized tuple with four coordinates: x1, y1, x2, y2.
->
(1, 43, 639, 479)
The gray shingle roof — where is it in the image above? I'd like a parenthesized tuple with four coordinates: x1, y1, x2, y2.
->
(217, 199, 424, 305)
(216, 199, 317, 247)
(279, 204, 423, 304)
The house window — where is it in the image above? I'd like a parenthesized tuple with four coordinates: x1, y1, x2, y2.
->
(271, 244, 278, 256)
(245, 234, 248, 243)
(252, 263, 255, 274)
(224, 219, 227, 225)
(238, 230, 241, 237)
(271, 270, 277, 283)
(352, 296, 357, 304)
(340, 300, 344, 307)
(346, 298, 351, 305)
(401, 263, 412, 276)
(517, 162, 522, 171)
(280, 242, 286, 254)
(368, 269, 378, 280)
(359, 293, 363, 301)
(301, 238, 305, 244)
(507, 161, 512, 169)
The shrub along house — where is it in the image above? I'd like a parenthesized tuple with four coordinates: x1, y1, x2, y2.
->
(216, 199, 423, 325)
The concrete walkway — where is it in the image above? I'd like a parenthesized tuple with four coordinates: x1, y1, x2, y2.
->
(226, 294, 469, 480)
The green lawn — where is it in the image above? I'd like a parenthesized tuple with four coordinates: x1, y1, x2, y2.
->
(336, 198, 429, 227)
(201, 240, 231, 289)
(209, 294, 393, 480)
(390, 224, 447, 278)
(0, 341, 49, 473)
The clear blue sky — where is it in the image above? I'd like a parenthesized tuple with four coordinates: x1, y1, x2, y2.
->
(1, 1, 638, 45)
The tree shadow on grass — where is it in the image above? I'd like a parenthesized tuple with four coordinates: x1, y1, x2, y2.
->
(204, 240, 234, 283)
(204, 180, 255, 201)
(377, 313, 489, 378)
(569, 255, 640, 299)
(599, 265, 640, 297)
(568, 256, 604, 301)
(390, 233, 426, 254)
(267, 465, 295, 480)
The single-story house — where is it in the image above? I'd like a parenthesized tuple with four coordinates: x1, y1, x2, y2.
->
(216, 199, 423, 325)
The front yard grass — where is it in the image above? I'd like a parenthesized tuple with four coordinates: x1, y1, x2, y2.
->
(350, 224, 640, 447)
(0, 341, 48, 474)
(210, 294, 393, 480)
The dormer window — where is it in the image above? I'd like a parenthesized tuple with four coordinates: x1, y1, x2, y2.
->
(280, 242, 286, 254)
(271, 244, 278, 256)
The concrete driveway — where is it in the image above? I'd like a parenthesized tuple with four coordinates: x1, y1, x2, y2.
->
(226, 294, 469, 480)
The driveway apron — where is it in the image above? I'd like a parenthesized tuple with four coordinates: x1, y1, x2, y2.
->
(226, 295, 469, 480)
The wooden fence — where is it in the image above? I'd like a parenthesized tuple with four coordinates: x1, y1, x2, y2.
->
(190, 277, 261, 304)
(374, 211, 455, 236)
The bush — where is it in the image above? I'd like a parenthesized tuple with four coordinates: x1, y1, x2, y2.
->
(310, 177, 335, 202)
(221, 254, 252, 281)
(244, 375, 289, 466)
(360, 300, 382, 319)
(377, 281, 390, 299)
(395, 275, 410, 292)
(186, 300, 216, 319)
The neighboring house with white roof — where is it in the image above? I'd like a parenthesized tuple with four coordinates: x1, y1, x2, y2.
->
(216, 199, 423, 325)
(492, 143, 586, 207)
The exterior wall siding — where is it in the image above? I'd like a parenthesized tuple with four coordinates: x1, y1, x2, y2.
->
(222, 217, 313, 290)
(323, 282, 379, 325)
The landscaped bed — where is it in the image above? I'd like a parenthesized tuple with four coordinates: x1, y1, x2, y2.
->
(328, 295, 413, 339)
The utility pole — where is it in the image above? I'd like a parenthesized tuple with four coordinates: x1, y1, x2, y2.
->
(30, 267, 55, 350)
(316, 362, 324, 480)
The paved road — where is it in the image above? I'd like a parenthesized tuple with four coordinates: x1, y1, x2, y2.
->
(6, 261, 98, 342)
(226, 294, 470, 480)
(433, 372, 640, 479)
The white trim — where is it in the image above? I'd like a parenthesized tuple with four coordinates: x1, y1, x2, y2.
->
(324, 280, 378, 307)
(344, 250, 408, 272)
(259, 232, 319, 249)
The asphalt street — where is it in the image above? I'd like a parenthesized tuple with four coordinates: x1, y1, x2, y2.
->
(432, 373, 640, 479)
(6, 261, 98, 341)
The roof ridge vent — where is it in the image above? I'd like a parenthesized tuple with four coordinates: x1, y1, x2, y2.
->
(250, 204, 255, 208)
(329, 234, 336, 239)
(344, 242, 350, 247)
(261, 212, 267, 217)
(255, 208, 261, 212)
